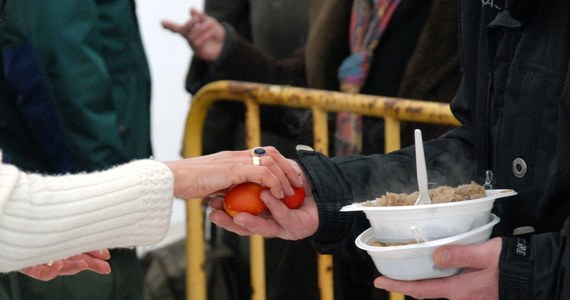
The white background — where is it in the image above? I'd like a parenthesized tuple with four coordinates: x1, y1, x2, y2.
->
(136, 0, 204, 250)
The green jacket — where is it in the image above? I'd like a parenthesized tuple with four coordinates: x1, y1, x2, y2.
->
(0, 1, 151, 299)
(0, 0, 152, 173)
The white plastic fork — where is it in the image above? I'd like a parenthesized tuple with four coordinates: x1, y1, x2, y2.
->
(410, 226, 428, 243)
(414, 129, 432, 205)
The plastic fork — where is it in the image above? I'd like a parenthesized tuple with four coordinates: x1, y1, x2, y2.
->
(414, 129, 432, 205)
(410, 226, 428, 243)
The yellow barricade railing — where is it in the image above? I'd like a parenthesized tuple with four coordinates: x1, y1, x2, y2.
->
(182, 80, 461, 300)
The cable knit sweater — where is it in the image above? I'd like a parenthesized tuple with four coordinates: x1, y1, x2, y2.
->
(0, 156, 174, 272)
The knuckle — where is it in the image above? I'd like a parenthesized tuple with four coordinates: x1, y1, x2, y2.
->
(265, 146, 277, 154)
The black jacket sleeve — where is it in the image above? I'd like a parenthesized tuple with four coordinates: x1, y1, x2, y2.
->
(500, 216, 570, 299)
(296, 126, 477, 258)
(185, 23, 307, 94)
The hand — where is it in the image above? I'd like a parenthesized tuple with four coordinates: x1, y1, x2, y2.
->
(209, 158, 319, 240)
(19, 249, 111, 281)
(165, 147, 304, 200)
(374, 238, 502, 299)
(161, 7, 225, 61)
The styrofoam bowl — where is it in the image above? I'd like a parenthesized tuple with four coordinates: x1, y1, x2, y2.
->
(356, 214, 500, 281)
(341, 189, 515, 243)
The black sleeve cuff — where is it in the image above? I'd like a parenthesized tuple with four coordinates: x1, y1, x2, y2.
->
(499, 236, 533, 299)
(296, 149, 354, 244)
(184, 22, 237, 94)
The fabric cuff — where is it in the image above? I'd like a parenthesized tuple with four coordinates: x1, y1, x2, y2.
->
(499, 236, 533, 299)
(205, 22, 237, 76)
(296, 149, 353, 243)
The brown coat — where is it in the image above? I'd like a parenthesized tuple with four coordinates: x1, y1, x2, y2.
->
(305, 0, 461, 150)
(306, 0, 460, 101)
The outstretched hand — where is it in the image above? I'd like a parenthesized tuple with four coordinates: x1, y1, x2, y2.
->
(161, 7, 225, 61)
(374, 238, 502, 299)
(208, 156, 319, 240)
(19, 249, 111, 281)
(165, 147, 304, 201)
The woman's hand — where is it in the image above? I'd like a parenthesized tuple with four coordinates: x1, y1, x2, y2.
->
(19, 249, 111, 281)
(165, 147, 304, 200)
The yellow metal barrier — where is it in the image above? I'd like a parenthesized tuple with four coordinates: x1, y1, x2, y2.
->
(182, 80, 461, 300)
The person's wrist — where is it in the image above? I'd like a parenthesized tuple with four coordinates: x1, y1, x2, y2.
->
(212, 26, 226, 60)
(163, 161, 182, 198)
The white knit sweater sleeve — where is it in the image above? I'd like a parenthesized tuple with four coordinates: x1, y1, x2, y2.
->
(0, 159, 174, 272)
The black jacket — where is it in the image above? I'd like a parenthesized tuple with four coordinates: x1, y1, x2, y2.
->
(297, 1, 570, 299)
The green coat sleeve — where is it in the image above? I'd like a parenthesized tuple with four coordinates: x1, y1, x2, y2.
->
(30, 0, 152, 171)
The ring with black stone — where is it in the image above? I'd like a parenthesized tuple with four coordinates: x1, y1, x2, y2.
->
(251, 147, 266, 157)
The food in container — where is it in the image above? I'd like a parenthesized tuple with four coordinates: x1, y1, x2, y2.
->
(363, 182, 486, 207)
(355, 214, 500, 281)
(341, 188, 516, 243)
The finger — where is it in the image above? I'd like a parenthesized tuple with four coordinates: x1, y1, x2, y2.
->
(56, 260, 89, 276)
(189, 17, 217, 43)
(232, 212, 285, 238)
(68, 253, 111, 274)
(264, 146, 304, 188)
(19, 263, 63, 281)
(192, 27, 218, 47)
(191, 29, 214, 48)
(287, 159, 305, 187)
(259, 191, 318, 239)
(257, 191, 302, 232)
(433, 237, 501, 269)
(183, 19, 201, 35)
(374, 275, 457, 300)
(161, 20, 183, 33)
(375, 264, 499, 300)
(187, 27, 209, 46)
(40, 261, 65, 280)
(85, 259, 111, 274)
(208, 196, 225, 210)
(255, 156, 294, 196)
(259, 190, 289, 216)
(86, 249, 111, 260)
(222, 161, 285, 199)
(208, 210, 256, 236)
(247, 146, 300, 196)
(190, 7, 205, 22)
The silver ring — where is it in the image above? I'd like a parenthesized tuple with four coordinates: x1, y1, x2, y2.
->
(251, 147, 266, 157)
(252, 156, 261, 166)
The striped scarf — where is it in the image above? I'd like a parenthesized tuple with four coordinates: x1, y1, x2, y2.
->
(334, 0, 401, 155)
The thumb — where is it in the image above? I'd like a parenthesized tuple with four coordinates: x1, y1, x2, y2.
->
(433, 237, 501, 269)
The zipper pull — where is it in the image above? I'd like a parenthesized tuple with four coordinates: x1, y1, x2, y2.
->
(484, 170, 494, 190)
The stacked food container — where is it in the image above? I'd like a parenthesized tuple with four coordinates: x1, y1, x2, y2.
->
(341, 189, 516, 280)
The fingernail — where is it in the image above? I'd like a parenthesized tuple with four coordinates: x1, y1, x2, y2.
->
(261, 191, 282, 202)
(233, 216, 245, 227)
(373, 278, 384, 289)
(435, 249, 451, 265)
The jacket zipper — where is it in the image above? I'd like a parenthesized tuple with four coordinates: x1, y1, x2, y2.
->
(484, 68, 494, 190)
(484, 26, 500, 190)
